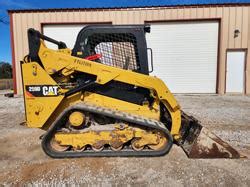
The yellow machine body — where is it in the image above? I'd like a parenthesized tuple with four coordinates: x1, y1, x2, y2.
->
(22, 41, 181, 139)
(22, 62, 64, 127)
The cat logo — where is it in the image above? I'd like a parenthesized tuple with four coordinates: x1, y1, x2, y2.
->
(42, 86, 58, 96)
(26, 85, 59, 97)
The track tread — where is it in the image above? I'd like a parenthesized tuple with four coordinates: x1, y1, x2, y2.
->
(41, 103, 173, 158)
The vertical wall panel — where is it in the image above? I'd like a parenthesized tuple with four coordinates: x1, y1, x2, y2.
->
(120, 10, 125, 23)
(103, 9, 111, 21)
(122, 10, 128, 24)
(203, 7, 210, 18)
(184, 8, 191, 18)
(117, 9, 122, 23)
(151, 9, 158, 20)
(145, 9, 152, 20)
(218, 7, 229, 94)
(49, 11, 55, 22)
(81, 11, 87, 22)
(163, 8, 170, 19)
(76, 11, 82, 22)
(134, 10, 142, 24)
(88, 11, 95, 22)
(97, 10, 103, 22)
(62, 11, 68, 21)
(140, 9, 147, 22)
(171, 8, 178, 19)
(13, 14, 21, 93)
(21, 13, 28, 56)
(216, 7, 223, 17)
(32, 13, 40, 31)
(82, 10, 87, 21)
(159, 9, 164, 20)
(139, 9, 144, 23)
(235, 7, 243, 48)
(67, 12, 74, 22)
(54, 11, 59, 22)
(110, 10, 116, 23)
(177, 8, 184, 19)
(38, 13, 45, 30)
(127, 10, 133, 23)
(35, 13, 41, 29)
(72, 11, 77, 21)
(242, 7, 249, 48)
(228, 7, 236, 48)
(197, 8, 204, 18)
(94, 10, 103, 22)
(83, 11, 90, 22)
(190, 7, 197, 18)
(210, 7, 217, 17)
(44, 13, 51, 23)
(20, 14, 26, 57)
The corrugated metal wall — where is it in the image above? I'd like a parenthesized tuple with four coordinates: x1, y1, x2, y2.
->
(10, 5, 250, 94)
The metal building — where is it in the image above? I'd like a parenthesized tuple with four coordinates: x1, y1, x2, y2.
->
(8, 3, 250, 94)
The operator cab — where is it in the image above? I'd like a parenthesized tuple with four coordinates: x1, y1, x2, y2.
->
(72, 25, 151, 75)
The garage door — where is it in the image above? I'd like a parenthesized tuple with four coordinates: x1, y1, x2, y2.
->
(146, 21, 219, 93)
(43, 24, 85, 49)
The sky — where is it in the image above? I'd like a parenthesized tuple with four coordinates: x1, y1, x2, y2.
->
(0, 0, 249, 64)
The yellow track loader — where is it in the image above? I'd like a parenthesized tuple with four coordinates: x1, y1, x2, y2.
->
(21, 25, 242, 158)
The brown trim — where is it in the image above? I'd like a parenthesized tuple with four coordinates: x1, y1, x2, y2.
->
(145, 18, 221, 94)
(40, 21, 112, 33)
(7, 3, 250, 13)
(225, 48, 248, 94)
(9, 13, 17, 94)
(225, 48, 248, 51)
(216, 19, 222, 94)
(244, 49, 248, 94)
(145, 18, 221, 23)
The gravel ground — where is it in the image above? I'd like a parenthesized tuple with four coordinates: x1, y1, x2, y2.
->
(0, 90, 249, 186)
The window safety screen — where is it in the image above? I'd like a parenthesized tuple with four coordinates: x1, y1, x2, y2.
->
(87, 33, 139, 70)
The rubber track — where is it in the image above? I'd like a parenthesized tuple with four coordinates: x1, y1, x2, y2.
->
(41, 103, 173, 158)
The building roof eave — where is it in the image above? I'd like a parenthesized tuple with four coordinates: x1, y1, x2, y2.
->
(7, 3, 250, 14)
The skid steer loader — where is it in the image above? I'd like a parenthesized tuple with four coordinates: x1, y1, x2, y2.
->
(21, 25, 243, 158)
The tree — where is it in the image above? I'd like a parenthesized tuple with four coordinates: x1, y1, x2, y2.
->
(0, 62, 12, 79)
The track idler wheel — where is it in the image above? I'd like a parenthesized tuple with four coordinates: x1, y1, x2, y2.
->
(148, 136, 167, 151)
